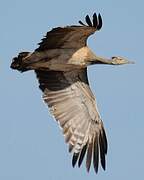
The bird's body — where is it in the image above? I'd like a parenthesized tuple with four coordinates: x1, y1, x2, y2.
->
(11, 13, 133, 174)
(17, 46, 95, 71)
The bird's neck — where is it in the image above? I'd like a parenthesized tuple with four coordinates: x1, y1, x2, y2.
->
(90, 55, 114, 65)
(85, 48, 113, 65)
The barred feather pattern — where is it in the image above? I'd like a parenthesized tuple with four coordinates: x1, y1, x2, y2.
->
(35, 69, 107, 173)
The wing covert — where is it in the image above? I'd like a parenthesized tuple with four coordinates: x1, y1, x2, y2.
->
(35, 13, 102, 51)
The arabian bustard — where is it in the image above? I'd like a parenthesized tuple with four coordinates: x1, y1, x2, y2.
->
(11, 13, 133, 173)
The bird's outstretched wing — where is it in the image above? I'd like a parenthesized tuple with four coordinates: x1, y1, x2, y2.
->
(35, 13, 102, 51)
(35, 68, 107, 173)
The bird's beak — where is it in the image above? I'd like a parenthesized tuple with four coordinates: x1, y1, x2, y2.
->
(126, 60, 135, 64)
(120, 57, 135, 65)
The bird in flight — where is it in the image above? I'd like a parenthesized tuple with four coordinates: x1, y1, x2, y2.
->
(11, 12, 133, 174)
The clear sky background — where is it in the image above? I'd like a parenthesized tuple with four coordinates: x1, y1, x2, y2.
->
(0, 0, 144, 179)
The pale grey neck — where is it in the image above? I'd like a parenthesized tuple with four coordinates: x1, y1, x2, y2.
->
(91, 55, 113, 65)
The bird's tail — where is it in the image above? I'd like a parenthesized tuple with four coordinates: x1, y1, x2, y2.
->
(10, 52, 31, 72)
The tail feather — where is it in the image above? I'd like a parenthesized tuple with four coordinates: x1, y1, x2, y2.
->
(10, 52, 31, 72)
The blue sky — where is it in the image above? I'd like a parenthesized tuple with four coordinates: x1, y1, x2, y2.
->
(1, 0, 144, 179)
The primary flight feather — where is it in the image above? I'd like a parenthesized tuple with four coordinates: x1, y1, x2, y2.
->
(11, 12, 133, 174)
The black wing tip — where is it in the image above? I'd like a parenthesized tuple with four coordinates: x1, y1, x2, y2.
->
(78, 20, 86, 26)
(86, 142, 93, 172)
(93, 126, 108, 174)
(85, 15, 93, 27)
(78, 143, 87, 167)
(71, 128, 107, 174)
(72, 145, 87, 168)
(97, 13, 103, 30)
(78, 12, 102, 30)
(101, 156, 106, 171)
(72, 153, 79, 167)
(93, 135, 99, 174)
(99, 129, 107, 171)
(102, 127, 108, 154)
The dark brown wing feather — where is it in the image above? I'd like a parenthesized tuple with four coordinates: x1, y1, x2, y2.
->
(35, 68, 108, 173)
(35, 25, 97, 51)
(35, 26, 96, 51)
(35, 13, 102, 51)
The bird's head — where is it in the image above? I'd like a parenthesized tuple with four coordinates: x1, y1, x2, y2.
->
(111, 56, 135, 65)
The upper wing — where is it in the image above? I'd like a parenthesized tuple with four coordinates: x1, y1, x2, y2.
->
(35, 68, 107, 173)
(35, 13, 102, 51)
